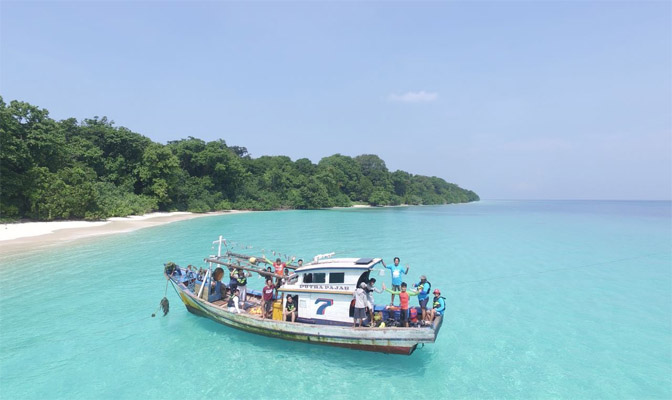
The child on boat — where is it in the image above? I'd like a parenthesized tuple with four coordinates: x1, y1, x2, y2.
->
(383, 282, 419, 327)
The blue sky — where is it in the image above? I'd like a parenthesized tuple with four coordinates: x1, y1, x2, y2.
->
(2, 1, 670, 200)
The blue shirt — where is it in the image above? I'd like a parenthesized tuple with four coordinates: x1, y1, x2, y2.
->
(433, 296, 445, 314)
(415, 281, 430, 301)
(386, 264, 406, 285)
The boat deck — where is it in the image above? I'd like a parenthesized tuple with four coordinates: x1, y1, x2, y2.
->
(180, 280, 433, 328)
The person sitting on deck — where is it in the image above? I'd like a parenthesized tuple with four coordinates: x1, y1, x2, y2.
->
(261, 278, 275, 319)
(208, 267, 226, 303)
(412, 275, 431, 321)
(383, 282, 419, 327)
(283, 294, 297, 322)
(353, 282, 368, 328)
(236, 269, 252, 308)
(382, 257, 409, 305)
(227, 288, 241, 314)
(427, 289, 445, 322)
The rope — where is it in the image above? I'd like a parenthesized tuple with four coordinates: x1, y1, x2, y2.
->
(448, 251, 670, 286)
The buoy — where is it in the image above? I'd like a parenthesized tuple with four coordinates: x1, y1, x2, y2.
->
(249, 257, 257, 264)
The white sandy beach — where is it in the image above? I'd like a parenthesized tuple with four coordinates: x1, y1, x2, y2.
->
(0, 211, 247, 256)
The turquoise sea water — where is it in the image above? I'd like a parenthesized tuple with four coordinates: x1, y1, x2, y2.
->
(1, 201, 670, 399)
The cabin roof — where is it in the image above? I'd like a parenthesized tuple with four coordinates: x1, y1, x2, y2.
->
(295, 257, 382, 272)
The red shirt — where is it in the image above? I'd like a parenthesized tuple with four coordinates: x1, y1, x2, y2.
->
(273, 262, 285, 275)
(262, 285, 274, 301)
(399, 292, 410, 310)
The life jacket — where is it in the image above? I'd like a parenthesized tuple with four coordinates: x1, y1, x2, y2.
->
(286, 301, 296, 312)
(433, 296, 446, 311)
(227, 296, 237, 307)
(237, 275, 247, 286)
(417, 280, 431, 294)
(410, 307, 418, 322)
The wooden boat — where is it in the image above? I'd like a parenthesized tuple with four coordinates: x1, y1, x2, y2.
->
(165, 237, 443, 355)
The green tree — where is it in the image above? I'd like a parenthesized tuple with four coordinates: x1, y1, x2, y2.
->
(137, 143, 180, 209)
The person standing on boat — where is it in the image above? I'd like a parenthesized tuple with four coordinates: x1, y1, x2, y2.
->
(236, 269, 252, 308)
(283, 294, 297, 322)
(366, 278, 383, 323)
(382, 257, 409, 305)
(261, 278, 275, 319)
(353, 282, 368, 328)
(384, 282, 419, 327)
(227, 267, 239, 295)
(208, 268, 226, 303)
(265, 257, 293, 290)
(413, 275, 431, 321)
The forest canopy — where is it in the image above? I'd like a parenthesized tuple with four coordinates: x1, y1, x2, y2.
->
(0, 98, 479, 221)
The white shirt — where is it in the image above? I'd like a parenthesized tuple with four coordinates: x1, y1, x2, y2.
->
(353, 288, 367, 308)
(228, 295, 241, 313)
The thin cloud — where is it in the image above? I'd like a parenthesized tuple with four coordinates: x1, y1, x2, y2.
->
(388, 91, 439, 103)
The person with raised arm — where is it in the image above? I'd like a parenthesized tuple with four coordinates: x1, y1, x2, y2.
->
(383, 282, 419, 327)
(381, 257, 409, 305)
(366, 278, 383, 323)
(412, 275, 432, 321)
(236, 269, 252, 308)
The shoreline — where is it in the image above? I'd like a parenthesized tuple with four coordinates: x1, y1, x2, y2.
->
(0, 211, 249, 257)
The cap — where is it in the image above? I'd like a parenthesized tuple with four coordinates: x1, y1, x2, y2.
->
(433, 289, 441, 295)
(420, 275, 426, 280)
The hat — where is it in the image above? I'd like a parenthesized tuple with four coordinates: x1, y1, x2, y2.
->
(433, 289, 441, 295)
(360, 282, 367, 288)
(420, 275, 426, 280)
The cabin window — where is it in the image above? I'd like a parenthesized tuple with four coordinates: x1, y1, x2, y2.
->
(303, 273, 313, 283)
(329, 272, 345, 283)
(313, 273, 326, 283)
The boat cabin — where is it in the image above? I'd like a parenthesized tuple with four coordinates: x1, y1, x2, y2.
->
(279, 257, 381, 325)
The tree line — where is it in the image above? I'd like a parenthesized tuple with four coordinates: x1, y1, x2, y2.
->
(0, 98, 479, 221)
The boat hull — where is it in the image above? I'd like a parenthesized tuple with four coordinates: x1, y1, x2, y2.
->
(173, 280, 442, 355)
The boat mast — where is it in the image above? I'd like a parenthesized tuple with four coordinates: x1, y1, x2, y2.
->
(214, 235, 225, 258)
